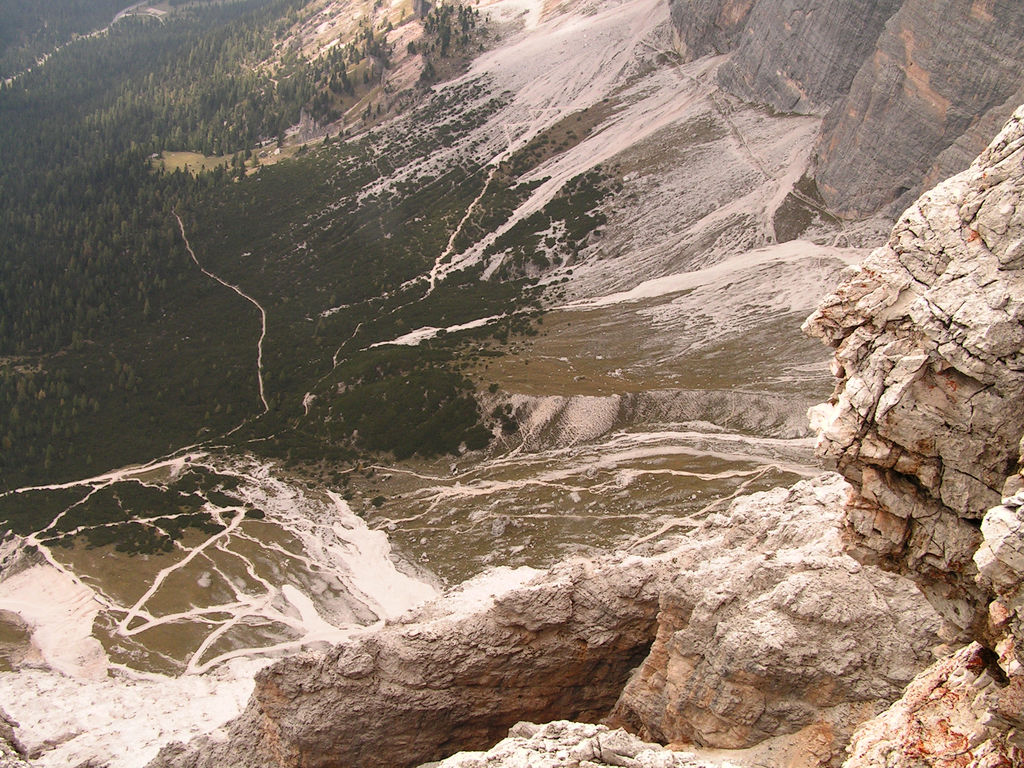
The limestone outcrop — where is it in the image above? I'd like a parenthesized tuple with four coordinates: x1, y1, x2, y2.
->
(151, 474, 941, 768)
(668, 0, 1024, 218)
(610, 475, 940, 764)
(421, 721, 721, 768)
(804, 103, 1024, 637)
(843, 642, 1023, 767)
(805, 104, 1024, 762)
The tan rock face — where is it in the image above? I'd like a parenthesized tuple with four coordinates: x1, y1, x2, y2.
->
(843, 643, 1024, 768)
(804, 104, 1024, 637)
(807, 104, 1024, 764)
(151, 558, 664, 768)
(610, 475, 941, 765)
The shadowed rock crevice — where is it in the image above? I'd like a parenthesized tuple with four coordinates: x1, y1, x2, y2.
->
(150, 558, 665, 768)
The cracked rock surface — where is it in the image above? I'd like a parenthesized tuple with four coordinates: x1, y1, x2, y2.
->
(804, 103, 1024, 637)
(610, 475, 940, 765)
(806, 104, 1024, 765)
(843, 642, 1024, 768)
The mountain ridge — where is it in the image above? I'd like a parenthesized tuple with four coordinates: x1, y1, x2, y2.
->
(2, 0, 1024, 765)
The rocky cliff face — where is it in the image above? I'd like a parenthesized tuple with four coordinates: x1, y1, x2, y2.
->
(669, 0, 1024, 218)
(814, 0, 1024, 219)
(804, 103, 1024, 637)
(716, 0, 902, 116)
(805, 104, 1024, 763)
(151, 474, 941, 768)
(609, 475, 939, 763)
(668, 0, 752, 59)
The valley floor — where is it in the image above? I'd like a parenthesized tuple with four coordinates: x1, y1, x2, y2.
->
(0, 0, 876, 762)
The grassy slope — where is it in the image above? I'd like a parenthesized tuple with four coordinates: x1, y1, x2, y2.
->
(0, 0, 614, 556)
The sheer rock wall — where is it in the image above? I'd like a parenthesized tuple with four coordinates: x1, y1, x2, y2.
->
(668, 0, 1024, 218)
(814, 0, 1024, 219)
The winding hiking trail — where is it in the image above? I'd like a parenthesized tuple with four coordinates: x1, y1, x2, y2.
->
(175, 212, 270, 414)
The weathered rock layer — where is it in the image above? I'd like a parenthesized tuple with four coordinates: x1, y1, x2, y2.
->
(609, 475, 939, 763)
(151, 558, 663, 768)
(806, 104, 1024, 764)
(804, 103, 1024, 637)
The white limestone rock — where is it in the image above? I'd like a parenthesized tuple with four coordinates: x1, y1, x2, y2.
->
(804, 104, 1024, 636)
(420, 721, 726, 768)
(611, 475, 942, 765)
